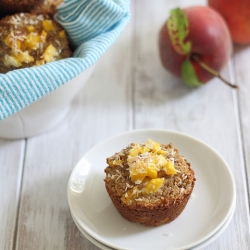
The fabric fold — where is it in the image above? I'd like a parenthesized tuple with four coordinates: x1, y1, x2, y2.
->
(0, 0, 130, 120)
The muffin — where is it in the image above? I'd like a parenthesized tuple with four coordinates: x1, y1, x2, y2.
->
(0, 13, 72, 73)
(32, 0, 64, 16)
(0, 0, 37, 14)
(104, 139, 196, 227)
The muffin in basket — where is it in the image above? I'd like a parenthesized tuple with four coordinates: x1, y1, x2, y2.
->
(32, 0, 64, 16)
(0, 0, 36, 13)
(104, 139, 196, 226)
(0, 0, 62, 15)
(0, 12, 71, 73)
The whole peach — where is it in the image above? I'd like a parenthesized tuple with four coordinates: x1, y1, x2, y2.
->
(159, 6, 233, 86)
(209, 0, 250, 44)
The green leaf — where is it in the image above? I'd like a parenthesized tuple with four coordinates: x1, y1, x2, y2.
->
(167, 8, 191, 55)
(181, 59, 202, 87)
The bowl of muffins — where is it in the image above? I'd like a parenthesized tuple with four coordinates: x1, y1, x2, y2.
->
(0, 0, 130, 139)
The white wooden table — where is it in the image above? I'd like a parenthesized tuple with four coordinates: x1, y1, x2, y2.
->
(1, 1, 250, 249)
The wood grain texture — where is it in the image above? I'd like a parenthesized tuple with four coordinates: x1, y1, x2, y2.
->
(233, 44, 250, 184)
(0, 139, 25, 250)
(232, 44, 250, 227)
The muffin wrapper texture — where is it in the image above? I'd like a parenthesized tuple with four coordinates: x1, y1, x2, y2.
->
(0, 0, 130, 120)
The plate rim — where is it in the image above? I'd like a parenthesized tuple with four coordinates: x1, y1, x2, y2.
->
(71, 197, 236, 250)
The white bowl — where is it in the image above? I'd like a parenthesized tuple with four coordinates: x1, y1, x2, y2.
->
(0, 65, 95, 139)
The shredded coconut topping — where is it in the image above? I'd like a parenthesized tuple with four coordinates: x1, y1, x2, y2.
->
(104, 140, 195, 207)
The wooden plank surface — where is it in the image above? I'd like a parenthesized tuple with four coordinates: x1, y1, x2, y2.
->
(233, 44, 250, 201)
(0, 139, 25, 250)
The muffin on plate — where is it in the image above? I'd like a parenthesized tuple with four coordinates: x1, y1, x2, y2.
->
(104, 139, 196, 227)
(0, 13, 72, 73)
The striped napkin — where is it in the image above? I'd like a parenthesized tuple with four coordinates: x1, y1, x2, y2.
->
(0, 0, 130, 120)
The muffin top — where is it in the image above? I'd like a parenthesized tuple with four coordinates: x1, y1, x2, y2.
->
(104, 139, 195, 207)
(0, 13, 72, 73)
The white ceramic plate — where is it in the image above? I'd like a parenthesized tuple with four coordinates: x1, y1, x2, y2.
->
(190, 196, 235, 250)
(68, 129, 236, 250)
(71, 197, 235, 250)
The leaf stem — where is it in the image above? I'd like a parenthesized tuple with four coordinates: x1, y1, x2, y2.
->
(191, 55, 239, 89)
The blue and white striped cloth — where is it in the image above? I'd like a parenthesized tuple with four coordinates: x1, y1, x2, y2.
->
(0, 0, 130, 120)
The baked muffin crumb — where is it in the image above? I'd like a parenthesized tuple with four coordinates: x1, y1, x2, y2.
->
(104, 139, 196, 226)
(32, 0, 64, 16)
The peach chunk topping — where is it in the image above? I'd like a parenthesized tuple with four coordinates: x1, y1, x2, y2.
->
(142, 178, 164, 194)
(128, 139, 177, 185)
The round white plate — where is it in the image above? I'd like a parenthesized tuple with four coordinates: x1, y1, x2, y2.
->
(71, 198, 235, 250)
(68, 129, 236, 250)
(190, 196, 235, 250)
